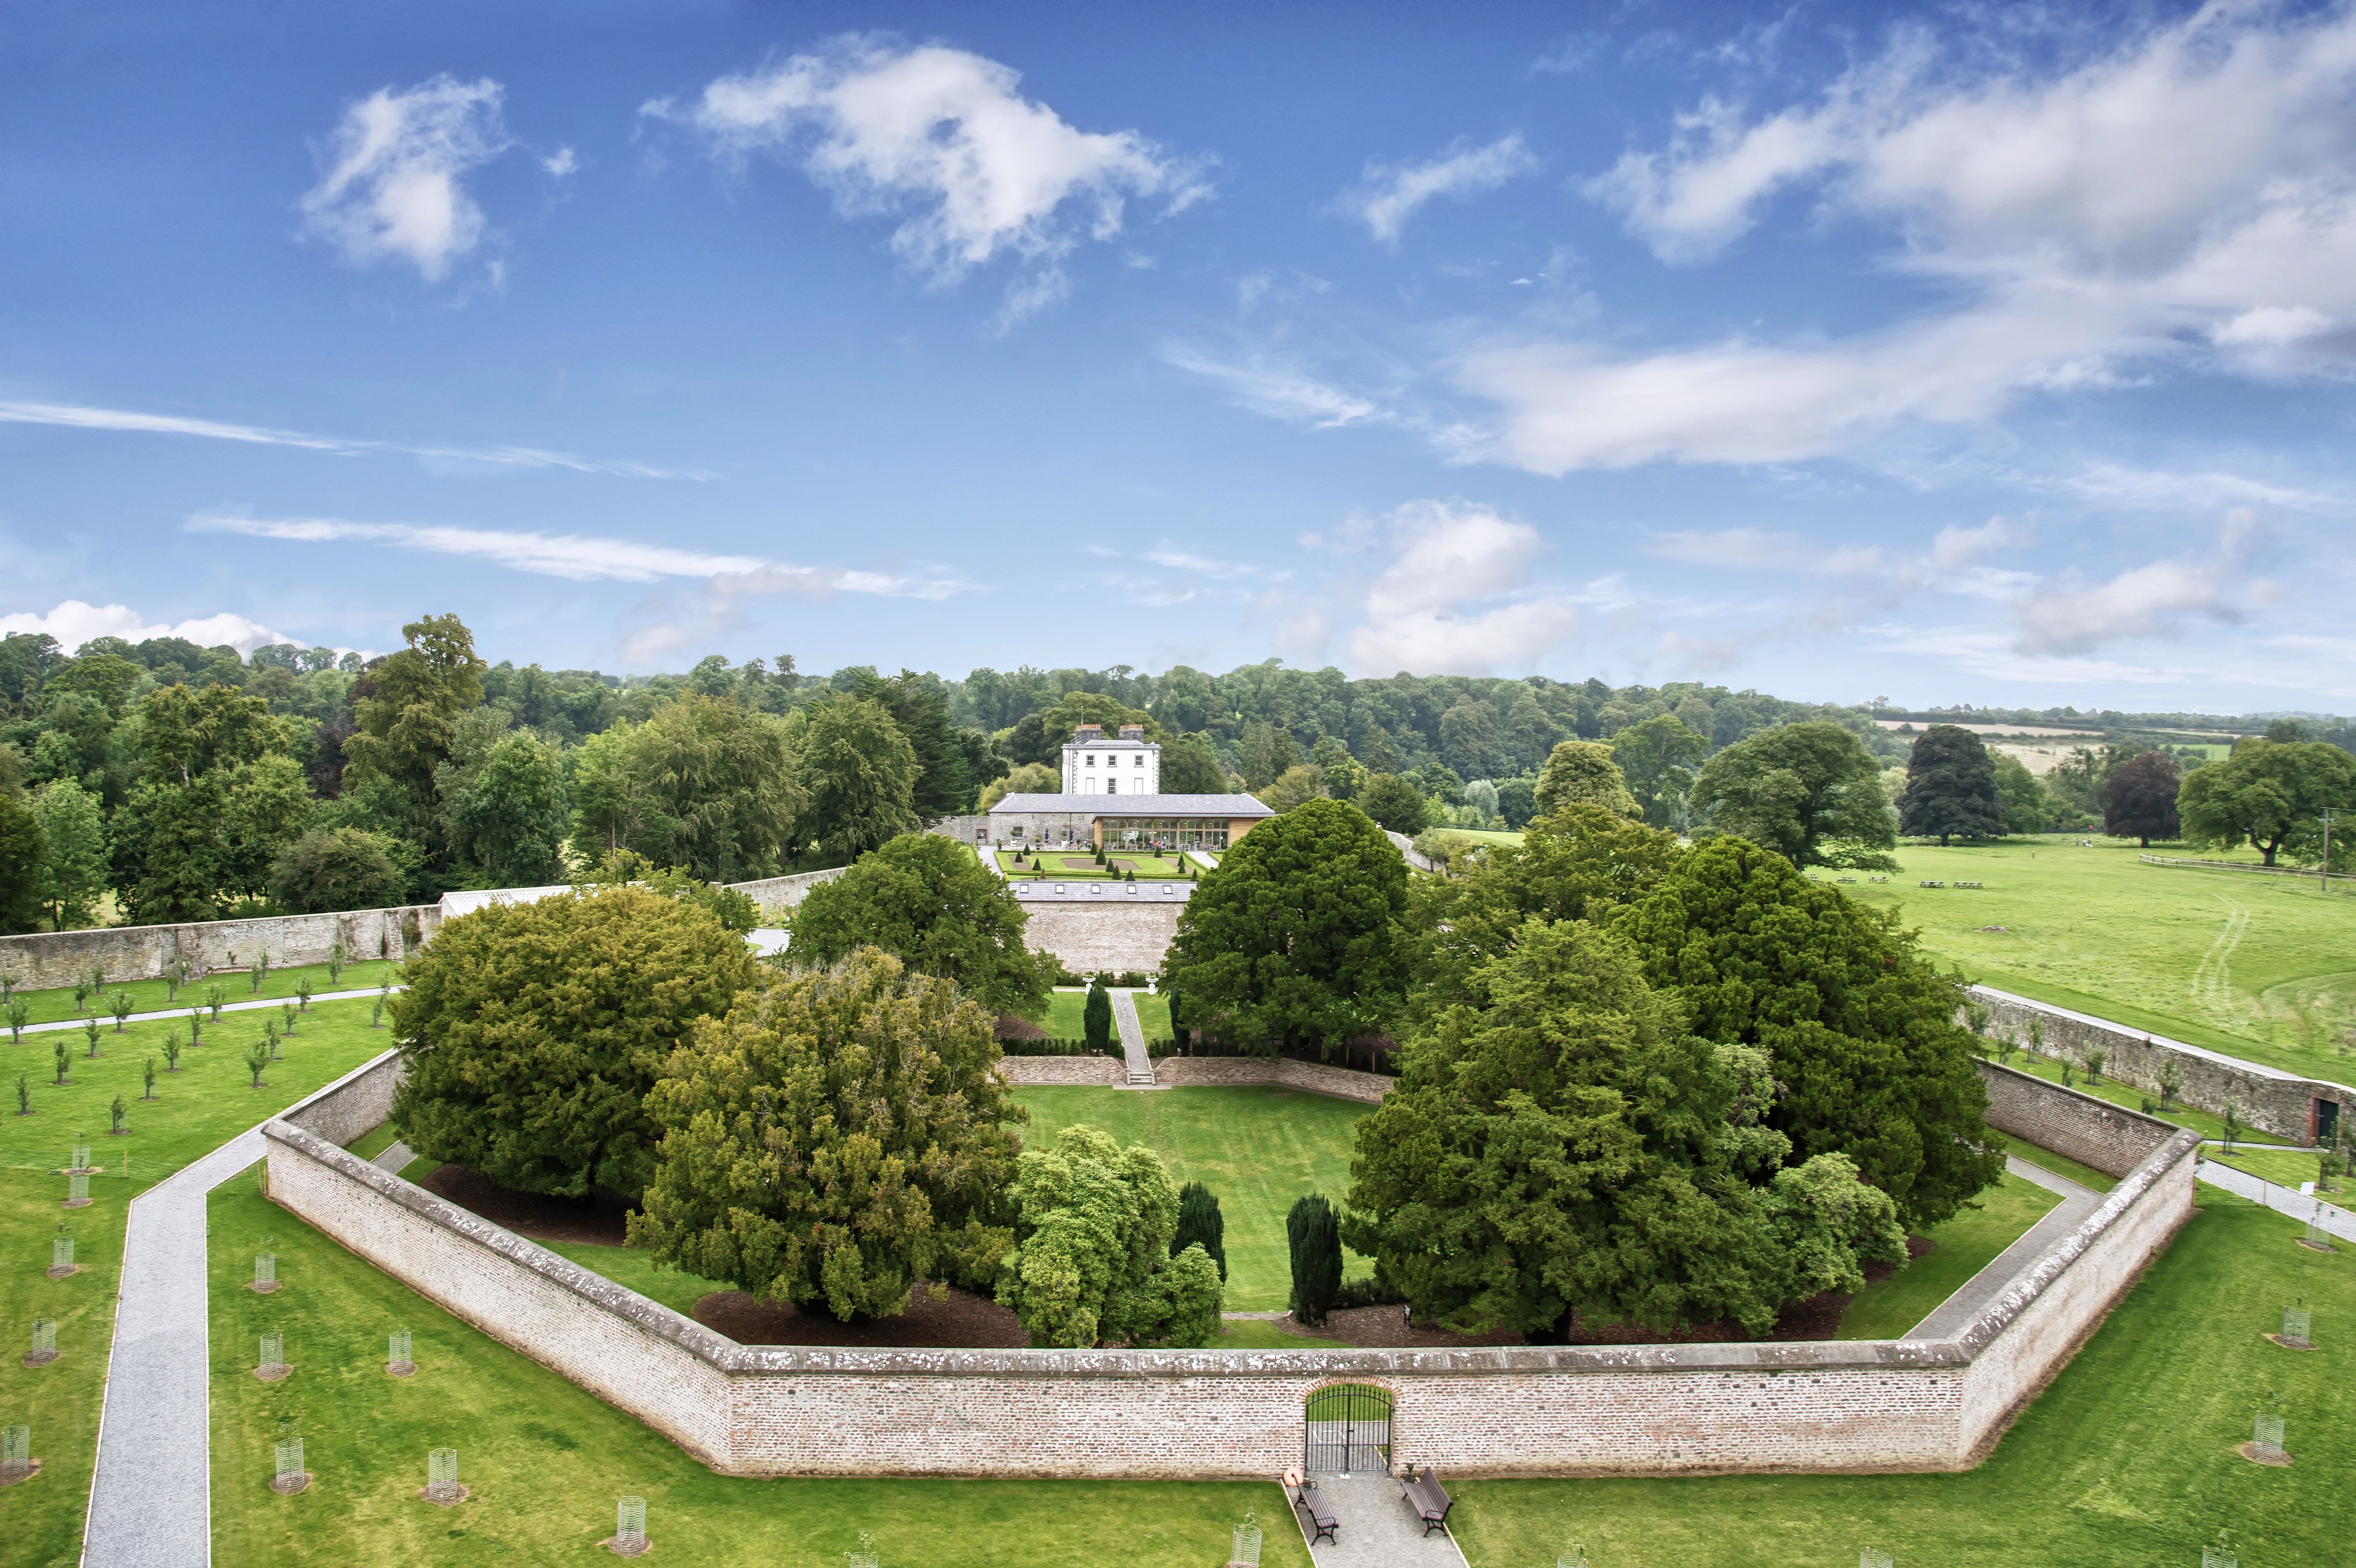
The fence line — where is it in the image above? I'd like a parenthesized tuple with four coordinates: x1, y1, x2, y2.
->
(2137, 854, 2351, 882)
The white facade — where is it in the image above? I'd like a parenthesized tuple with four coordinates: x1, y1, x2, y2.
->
(1061, 724, 1160, 795)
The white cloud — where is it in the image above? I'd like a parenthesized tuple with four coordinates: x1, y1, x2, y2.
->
(1341, 501, 1579, 674)
(1931, 516, 2029, 569)
(0, 599, 294, 656)
(2013, 508, 2259, 654)
(1344, 134, 1540, 246)
(301, 76, 511, 279)
(191, 511, 969, 599)
(1444, 8, 2356, 473)
(2059, 463, 2338, 513)
(542, 146, 578, 178)
(1160, 347, 1387, 429)
(655, 38, 1206, 314)
(0, 397, 692, 479)
(1145, 547, 1254, 579)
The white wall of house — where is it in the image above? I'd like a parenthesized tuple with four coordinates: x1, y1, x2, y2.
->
(1060, 727, 1160, 795)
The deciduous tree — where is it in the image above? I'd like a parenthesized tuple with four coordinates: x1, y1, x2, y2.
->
(787, 832, 1056, 1017)
(266, 827, 408, 913)
(996, 1123, 1222, 1348)
(1156, 732, 1229, 794)
(1992, 753, 2050, 836)
(391, 884, 755, 1199)
(1688, 722, 1896, 870)
(1610, 714, 1708, 828)
(1355, 773, 1429, 836)
(796, 695, 919, 863)
(2178, 738, 2356, 865)
(630, 948, 1025, 1322)
(2102, 750, 2181, 847)
(1533, 740, 1640, 820)
(30, 779, 106, 929)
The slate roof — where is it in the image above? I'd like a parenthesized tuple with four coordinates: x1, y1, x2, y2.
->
(986, 793, 1276, 817)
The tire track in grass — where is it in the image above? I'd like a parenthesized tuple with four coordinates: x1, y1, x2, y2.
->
(2190, 894, 2249, 1025)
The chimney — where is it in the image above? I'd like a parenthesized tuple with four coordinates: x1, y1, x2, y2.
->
(1073, 724, 1103, 742)
(1119, 725, 1145, 741)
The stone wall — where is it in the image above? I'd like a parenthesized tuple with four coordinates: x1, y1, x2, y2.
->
(998, 1056, 1126, 1087)
(1020, 904, 1183, 975)
(1974, 1059, 2177, 1178)
(724, 867, 848, 914)
(1153, 1055, 1394, 1104)
(263, 1048, 2196, 1480)
(0, 905, 434, 991)
(1969, 985, 2354, 1144)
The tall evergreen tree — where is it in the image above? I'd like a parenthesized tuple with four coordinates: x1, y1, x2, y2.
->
(849, 669, 978, 819)
(1173, 1180, 1227, 1282)
(1286, 1193, 1342, 1325)
(1083, 977, 1113, 1051)
(1897, 725, 2003, 844)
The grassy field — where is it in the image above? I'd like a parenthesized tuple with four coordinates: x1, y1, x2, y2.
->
(0, 998, 397, 1568)
(1457, 1192, 2356, 1567)
(2208, 1145, 2337, 1193)
(1842, 838, 2356, 1080)
(1008, 1086, 1372, 1312)
(1832, 1168, 2061, 1340)
(3, 958, 404, 1028)
(206, 1176, 1308, 1568)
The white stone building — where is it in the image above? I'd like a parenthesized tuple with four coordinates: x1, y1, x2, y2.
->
(1061, 723, 1159, 795)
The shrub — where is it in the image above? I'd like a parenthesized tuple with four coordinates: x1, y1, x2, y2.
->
(997, 1124, 1222, 1348)
(267, 827, 408, 913)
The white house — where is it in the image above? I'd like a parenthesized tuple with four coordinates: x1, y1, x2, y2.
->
(1061, 723, 1159, 795)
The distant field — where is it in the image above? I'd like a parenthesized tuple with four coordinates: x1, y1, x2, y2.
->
(1843, 839, 2356, 1079)
(1425, 828, 1525, 849)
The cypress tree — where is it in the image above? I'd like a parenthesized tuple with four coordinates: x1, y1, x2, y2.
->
(1083, 979, 1113, 1052)
(1173, 1180, 1227, 1281)
(1287, 1192, 1342, 1325)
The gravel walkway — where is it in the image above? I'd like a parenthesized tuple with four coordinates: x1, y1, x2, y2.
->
(1109, 989, 1154, 1085)
(2196, 1157, 2356, 1242)
(16, 986, 397, 1037)
(83, 1126, 268, 1568)
(1906, 1155, 2105, 1341)
(1290, 1474, 1468, 1568)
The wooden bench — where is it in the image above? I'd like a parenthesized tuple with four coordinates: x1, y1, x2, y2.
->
(1401, 1467, 1453, 1536)
(1291, 1480, 1339, 1545)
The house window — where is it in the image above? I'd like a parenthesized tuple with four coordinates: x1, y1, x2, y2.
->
(1085, 754, 1095, 766)
(1133, 755, 1143, 765)
(1106, 779, 1117, 794)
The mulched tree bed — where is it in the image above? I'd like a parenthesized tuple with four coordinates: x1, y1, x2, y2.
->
(693, 1286, 1028, 1349)
(416, 1165, 633, 1246)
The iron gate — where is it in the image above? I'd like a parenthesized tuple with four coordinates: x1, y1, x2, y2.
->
(1303, 1383, 1392, 1473)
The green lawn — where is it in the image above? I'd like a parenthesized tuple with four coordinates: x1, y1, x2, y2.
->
(206, 1176, 1308, 1568)
(1455, 1192, 2356, 1567)
(995, 850, 1193, 881)
(1833, 1169, 2061, 1340)
(2, 958, 404, 1028)
(1041, 989, 1172, 1041)
(0, 998, 398, 1568)
(2209, 1146, 2334, 1192)
(1841, 838, 2356, 1080)
(1424, 828, 1525, 850)
(540, 1240, 722, 1317)
(1008, 1086, 1373, 1312)
(2007, 1142, 2121, 1195)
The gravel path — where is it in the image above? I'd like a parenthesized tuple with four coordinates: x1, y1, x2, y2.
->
(1906, 1155, 2105, 1341)
(1291, 1473, 1468, 1568)
(2197, 1157, 2356, 1242)
(15, 986, 397, 1038)
(83, 1126, 268, 1568)
(1109, 989, 1154, 1085)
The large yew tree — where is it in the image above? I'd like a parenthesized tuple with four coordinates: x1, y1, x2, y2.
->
(1897, 724, 2003, 844)
(631, 948, 1025, 1322)
(391, 884, 755, 1198)
(1159, 798, 1407, 1051)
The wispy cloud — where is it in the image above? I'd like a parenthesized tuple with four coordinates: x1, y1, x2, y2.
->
(0, 398, 694, 479)
(1159, 347, 1388, 429)
(2058, 463, 2339, 513)
(191, 511, 970, 599)
(1145, 547, 1256, 579)
(301, 75, 512, 280)
(0, 599, 294, 656)
(2014, 509, 2264, 655)
(1343, 134, 1540, 246)
(651, 36, 1211, 322)
(1341, 501, 1580, 674)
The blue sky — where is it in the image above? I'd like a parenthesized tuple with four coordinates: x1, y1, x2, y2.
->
(5, 1, 2355, 711)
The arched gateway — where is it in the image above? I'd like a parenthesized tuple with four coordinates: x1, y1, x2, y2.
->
(1303, 1383, 1393, 1473)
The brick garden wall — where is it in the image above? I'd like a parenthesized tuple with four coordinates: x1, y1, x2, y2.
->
(265, 1049, 2197, 1480)
(1969, 986, 2353, 1143)
(1974, 1059, 2178, 1177)
(1019, 904, 1183, 975)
